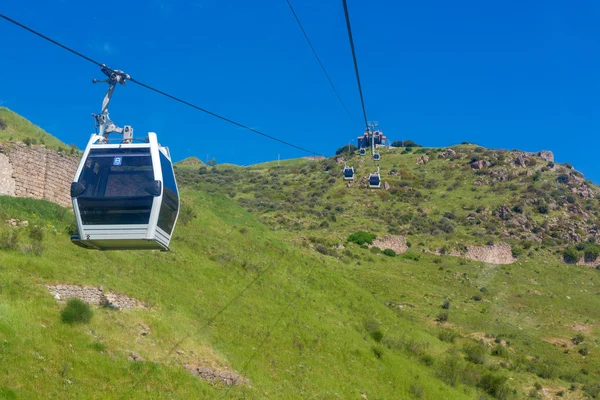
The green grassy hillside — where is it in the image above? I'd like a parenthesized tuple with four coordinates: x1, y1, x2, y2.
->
(3, 112, 600, 399)
(0, 107, 72, 151)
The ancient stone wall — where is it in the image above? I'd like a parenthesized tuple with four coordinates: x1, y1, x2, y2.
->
(0, 142, 79, 207)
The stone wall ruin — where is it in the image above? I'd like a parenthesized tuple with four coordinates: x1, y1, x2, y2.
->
(0, 141, 79, 207)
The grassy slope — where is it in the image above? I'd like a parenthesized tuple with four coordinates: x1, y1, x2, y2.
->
(173, 147, 600, 399)
(0, 194, 475, 399)
(0, 107, 70, 151)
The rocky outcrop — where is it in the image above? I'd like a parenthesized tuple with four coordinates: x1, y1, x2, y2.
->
(438, 148, 457, 159)
(470, 160, 489, 170)
(465, 243, 516, 264)
(416, 155, 429, 165)
(46, 284, 147, 310)
(494, 205, 512, 221)
(538, 150, 554, 162)
(185, 364, 249, 386)
(369, 235, 408, 254)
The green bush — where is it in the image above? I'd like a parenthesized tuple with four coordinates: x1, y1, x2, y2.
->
(572, 333, 585, 345)
(584, 244, 600, 261)
(463, 341, 487, 364)
(382, 248, 396, 257)
(0, 230, 19, 250)
(0, 117, 7, 130)
(438, 329, 459, 343)
(61, 298, 93, 325)
(28, 225, 44, 256)
(348, 231, 376, 246)
(511, 245, 523, 258)
(437, 312, 448, 322)
(370, 330, 384, 342)
(491, 345, 508, 358)
(478, 373, 509, 399)
(563, 247, 580, 264)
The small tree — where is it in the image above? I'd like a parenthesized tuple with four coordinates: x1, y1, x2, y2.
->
(207, 158, 217, 167)
(0, 117, 6, 130)
(335, 144, 359, 155)
(391, 140, 422, 148)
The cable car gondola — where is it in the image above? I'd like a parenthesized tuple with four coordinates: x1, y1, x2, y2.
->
(373, 152, 380, 161)
(70, 65, 180, 251)
(368, 167, 381, 189)
(359, 147, 366, 156)
(343, 163, 355, 180)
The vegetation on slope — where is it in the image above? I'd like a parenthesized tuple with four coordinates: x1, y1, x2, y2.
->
(3, 107, 600, 398)
(0, 107, 76, 153)
(1, 195, 479, 399)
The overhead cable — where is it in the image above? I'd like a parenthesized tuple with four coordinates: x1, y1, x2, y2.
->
(0, 13, 321, 156)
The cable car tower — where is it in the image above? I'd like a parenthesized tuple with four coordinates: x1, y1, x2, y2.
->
(70, 64, 180, 251)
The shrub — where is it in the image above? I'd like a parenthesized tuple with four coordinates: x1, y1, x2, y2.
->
(478, 373, 509, 399)
(382, 248, 396, 257)
(491, 345, 508, 358)
(584, 245, 600, 261)
(436, 312, 448, 322)
(563, 247, 580, 264)
(442, 299, 450, 310)
(0, 230, 19, 250)
(572, 333, 585, 345)
(464, 341, 487, 364)
(371, 345, 383, 359)
(512, 245, 523, 258)
(370, 330, 384, 342)
(0, 117, 6, 130)
(578, 347, 589, 356)
(61, 298, 93, 324)
(348, 231, 376, 246)
(29, 225, 44, 256)
(472, 294, 482, 302)
(442, 299, 450, 309)
(438, 329, 459, 343)
(556, 174, 569, 184)
(537, 203, 549, 214)
(315, 244, 330, 255)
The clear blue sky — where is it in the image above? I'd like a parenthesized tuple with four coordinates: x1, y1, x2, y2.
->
(1, 1, 599, 181)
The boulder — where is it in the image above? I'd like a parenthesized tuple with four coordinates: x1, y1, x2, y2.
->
(470, 160, 489, 170)
(438, 148, 457, 159)
(416, 155, 429, 165)
(538, 150, 554, 162)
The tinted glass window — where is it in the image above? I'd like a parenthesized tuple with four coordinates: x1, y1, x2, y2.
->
(76, 149, 156, 225)
(157, 152, 179, 234)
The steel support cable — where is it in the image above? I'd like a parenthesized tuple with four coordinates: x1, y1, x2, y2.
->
(285, 0, 353, 122)
(0, 13, 321, 157)
(341, 0, 368, 129)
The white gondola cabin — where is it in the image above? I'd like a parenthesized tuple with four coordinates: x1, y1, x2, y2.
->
(343, 164, 355, 180)
(373, 152, 380, 161)
(71, 132, 179, 251)
(359, 147, 366, 156)
(368, 168, 381, 188)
